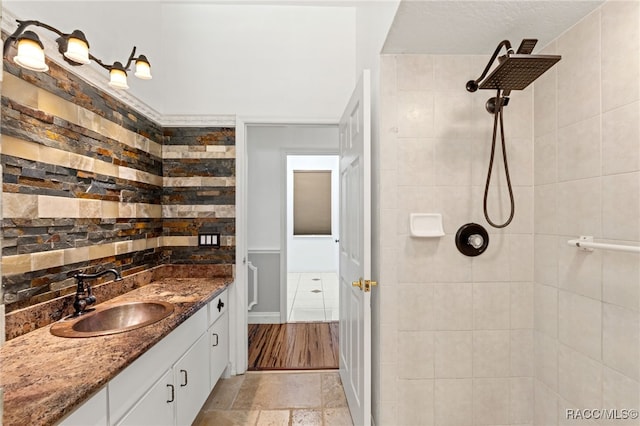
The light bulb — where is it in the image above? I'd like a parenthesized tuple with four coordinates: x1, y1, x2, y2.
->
(63, 30, 90, 65)
(134, 55, 152, 80)
(14, 32, 49, 72)
(109, 62, 129, 89)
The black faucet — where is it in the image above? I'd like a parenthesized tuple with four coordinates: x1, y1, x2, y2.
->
(72, 269, 123, 316)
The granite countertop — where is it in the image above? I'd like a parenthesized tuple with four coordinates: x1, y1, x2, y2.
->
(0, 276, 232, 426)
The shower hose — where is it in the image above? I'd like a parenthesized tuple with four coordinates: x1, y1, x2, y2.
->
(483, 89, 515, 228)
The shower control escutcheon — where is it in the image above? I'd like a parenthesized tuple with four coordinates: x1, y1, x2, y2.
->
(455, 223, 489, 257)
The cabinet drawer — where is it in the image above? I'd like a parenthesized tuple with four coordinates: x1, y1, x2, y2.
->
(207, 290, 228, 326)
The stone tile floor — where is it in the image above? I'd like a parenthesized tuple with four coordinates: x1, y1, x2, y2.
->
(193, 371, 354, 426)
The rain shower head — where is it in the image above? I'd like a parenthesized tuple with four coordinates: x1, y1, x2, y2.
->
(467, 39, 562, 230)
(466, 39, 561, 94)
(478, 54, 561, 91)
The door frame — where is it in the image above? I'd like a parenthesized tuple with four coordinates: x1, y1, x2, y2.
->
(234, 117, 338, 374)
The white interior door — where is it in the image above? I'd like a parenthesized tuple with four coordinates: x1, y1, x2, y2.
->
(339, 70, 372, 426)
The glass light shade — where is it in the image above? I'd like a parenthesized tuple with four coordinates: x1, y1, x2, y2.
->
(134, 56, 152, 80)
(14, 38, 49, 72)
(109, 66, 129, 90)
(63, 34, 90, 65)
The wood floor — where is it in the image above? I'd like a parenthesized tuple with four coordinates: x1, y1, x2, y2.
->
(248, 322, 339, 370)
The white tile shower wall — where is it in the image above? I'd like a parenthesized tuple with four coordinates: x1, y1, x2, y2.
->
(378, 52, 534, 424)
(533, 1, 640, 425)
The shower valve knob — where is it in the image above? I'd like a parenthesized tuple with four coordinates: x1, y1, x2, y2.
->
(468, 234, 485, 249)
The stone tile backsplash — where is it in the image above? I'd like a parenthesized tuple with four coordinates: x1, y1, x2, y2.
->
(1, 55, 235, 316)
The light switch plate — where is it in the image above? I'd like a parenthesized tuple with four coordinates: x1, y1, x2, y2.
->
(198, 233, 220, 247)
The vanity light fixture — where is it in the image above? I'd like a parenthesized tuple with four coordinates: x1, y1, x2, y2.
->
(2, 19, 152, 90)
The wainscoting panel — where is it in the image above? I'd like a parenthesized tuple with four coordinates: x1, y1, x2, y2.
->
(247, 250, 281, 319)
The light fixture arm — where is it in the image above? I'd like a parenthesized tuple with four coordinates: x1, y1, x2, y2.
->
(123, 46, 138, 71)
(87, 46, 138, 73)
(88, 53, 111, 72)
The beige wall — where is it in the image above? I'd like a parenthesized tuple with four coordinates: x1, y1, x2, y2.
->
(375, 1, 640, 425)
(533, 1, 640, 424)
(376, 52, 535, 424)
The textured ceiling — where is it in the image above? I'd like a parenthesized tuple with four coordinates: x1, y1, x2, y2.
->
(383, 1, 605, 54)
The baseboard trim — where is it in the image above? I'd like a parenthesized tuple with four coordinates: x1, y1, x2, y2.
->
(248, 312, 282, 324)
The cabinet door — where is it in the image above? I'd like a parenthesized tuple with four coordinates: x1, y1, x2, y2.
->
(117, 369, 174, 426)
(175, 333, 210, 426)
(59, 386, 108, 426)
(109, 308, 207, 423)
(209, 311, 229, 388)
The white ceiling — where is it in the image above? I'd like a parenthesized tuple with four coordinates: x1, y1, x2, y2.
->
(383, 0, 604, 54)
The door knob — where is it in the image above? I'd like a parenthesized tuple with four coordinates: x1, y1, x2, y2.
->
(352, 279, 363, 290)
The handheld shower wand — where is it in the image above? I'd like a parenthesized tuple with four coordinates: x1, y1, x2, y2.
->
(467, 39, 561, 228)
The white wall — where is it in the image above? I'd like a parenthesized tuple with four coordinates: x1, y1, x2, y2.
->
(161, 4, 356, 118)
(4, 2, 357, 119)
(286, 155, 339, 273)
(355, 1, 400, 79)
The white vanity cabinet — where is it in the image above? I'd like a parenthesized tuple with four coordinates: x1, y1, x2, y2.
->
(117, 333, 210, 426)
(207, 290, 229, 388)
(56, 288, 231, 426)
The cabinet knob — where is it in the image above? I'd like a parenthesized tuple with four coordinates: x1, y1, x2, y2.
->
(212, 333, 219, 347)
(217, 298, 225, 312)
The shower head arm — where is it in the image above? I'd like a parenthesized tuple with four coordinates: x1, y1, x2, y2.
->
(466, 39, 513, 92)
